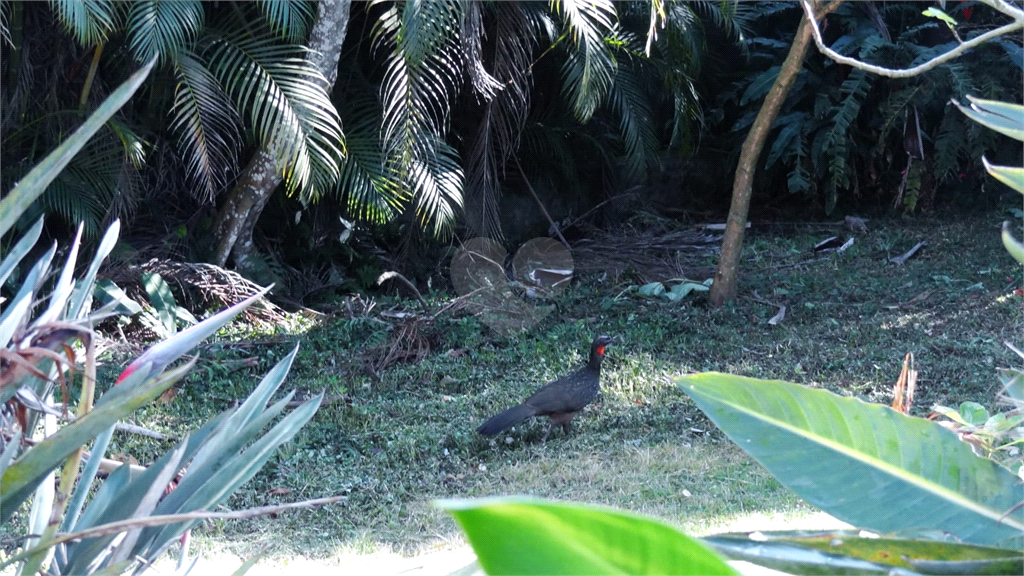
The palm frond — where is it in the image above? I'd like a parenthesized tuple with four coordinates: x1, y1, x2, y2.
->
(690, 0, 755, 41)
(411, 137, 464, 237)
(461, 2, 501, 100)
(462, 2, 535, 238)
(170, 50, 242, 200)
(205, 29, 343, 200)
(105, 118, 146, 169)
(125, 0, 203, 64)
(1, 1, 12, 48)
(606, 56, 659, 182)
(40, 135, 125, 236)
(256, 0, 315, 42)
(336, 93, 406, 224)
(372, 1, 464, 235)
(551, 0, 617, 122)
(651, 2, 708, 152)
(48, 0, 116, 46)
(395, 0, 462, 67)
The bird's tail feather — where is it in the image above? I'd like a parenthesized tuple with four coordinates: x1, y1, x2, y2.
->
(477, 404, 536, 437)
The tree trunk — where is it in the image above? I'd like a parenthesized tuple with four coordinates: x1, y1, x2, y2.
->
(708, 7, 823, 307)
(211, 0, 351, 270)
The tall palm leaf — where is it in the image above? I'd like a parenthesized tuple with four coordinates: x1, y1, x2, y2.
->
(256, 0, 315, 42)
(461, 2, 539, 238)
(605, 29, 660, 181)
(335, 83, 406, 224)
(169, 50, 242, 200)
(34, 134, 136, 237)
(206, 28, 344, 200)
(373, 1, 465, 236)
(551, 0, 617, 123)
(49, 0, 116, 46)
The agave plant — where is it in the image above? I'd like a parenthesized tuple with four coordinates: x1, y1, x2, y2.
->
(1, 56, 325, 576)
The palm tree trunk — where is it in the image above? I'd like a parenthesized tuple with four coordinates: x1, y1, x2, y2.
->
(211, 0, 351, 270)
(708, 2, 840, 306)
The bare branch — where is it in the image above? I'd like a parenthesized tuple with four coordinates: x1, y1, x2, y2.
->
(800, 0, 1024, 79)
(514, 156, 572, 252)
(1, 496, 345, 568)
(377, 271, 430, 312)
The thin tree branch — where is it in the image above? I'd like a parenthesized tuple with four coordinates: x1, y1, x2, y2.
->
(799, 0, 1024, 79)
(0, 496, 345, 569)
(377, 271, 430, 312)
(513, 156, 572, 252)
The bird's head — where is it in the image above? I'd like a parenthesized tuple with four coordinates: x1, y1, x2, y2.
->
(590, 335, 617, 364)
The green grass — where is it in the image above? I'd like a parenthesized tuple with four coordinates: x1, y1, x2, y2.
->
(101, 212, 1022, 562)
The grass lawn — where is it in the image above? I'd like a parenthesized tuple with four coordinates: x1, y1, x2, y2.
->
(94, 212, 1022, 564)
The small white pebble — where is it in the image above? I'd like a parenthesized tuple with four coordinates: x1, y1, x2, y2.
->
(504, 436, 513, 444)
(443, 448, 449, 456)
(478, 464, 487, 472)
(682, 489, 692, 498)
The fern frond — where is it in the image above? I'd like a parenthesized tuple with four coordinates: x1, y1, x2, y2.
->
(786, 128, 811, 195)
(125, 0, 203, 63)
(826, 68, 870, 151)
(741, 65, 785, 107)
(933, 109, 965, 183)
(765, 112, 809, 170)
(941, 61, 978, 99)
(872, 86, 919, 157)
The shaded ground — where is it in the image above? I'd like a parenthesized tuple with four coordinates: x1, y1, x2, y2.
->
(107, 212, 1021, 563)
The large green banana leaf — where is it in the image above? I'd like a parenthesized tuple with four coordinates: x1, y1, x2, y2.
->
(440, 497, 736, 575)
(678, 373, 1024, 549)
(704, 530, 1023, 575)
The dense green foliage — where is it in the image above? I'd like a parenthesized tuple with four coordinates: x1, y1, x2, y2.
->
(715, 2, 1022, 213)
(3, 1, 1019, 298)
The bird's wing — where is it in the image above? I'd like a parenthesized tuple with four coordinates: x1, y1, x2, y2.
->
(525, 375, 593, 414)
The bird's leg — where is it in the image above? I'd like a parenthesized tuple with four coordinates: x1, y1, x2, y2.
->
(541, 421, 556, 443)
(561, 421, 572, 437)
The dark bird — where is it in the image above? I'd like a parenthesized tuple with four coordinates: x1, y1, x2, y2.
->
(477, 335, 616, 442)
